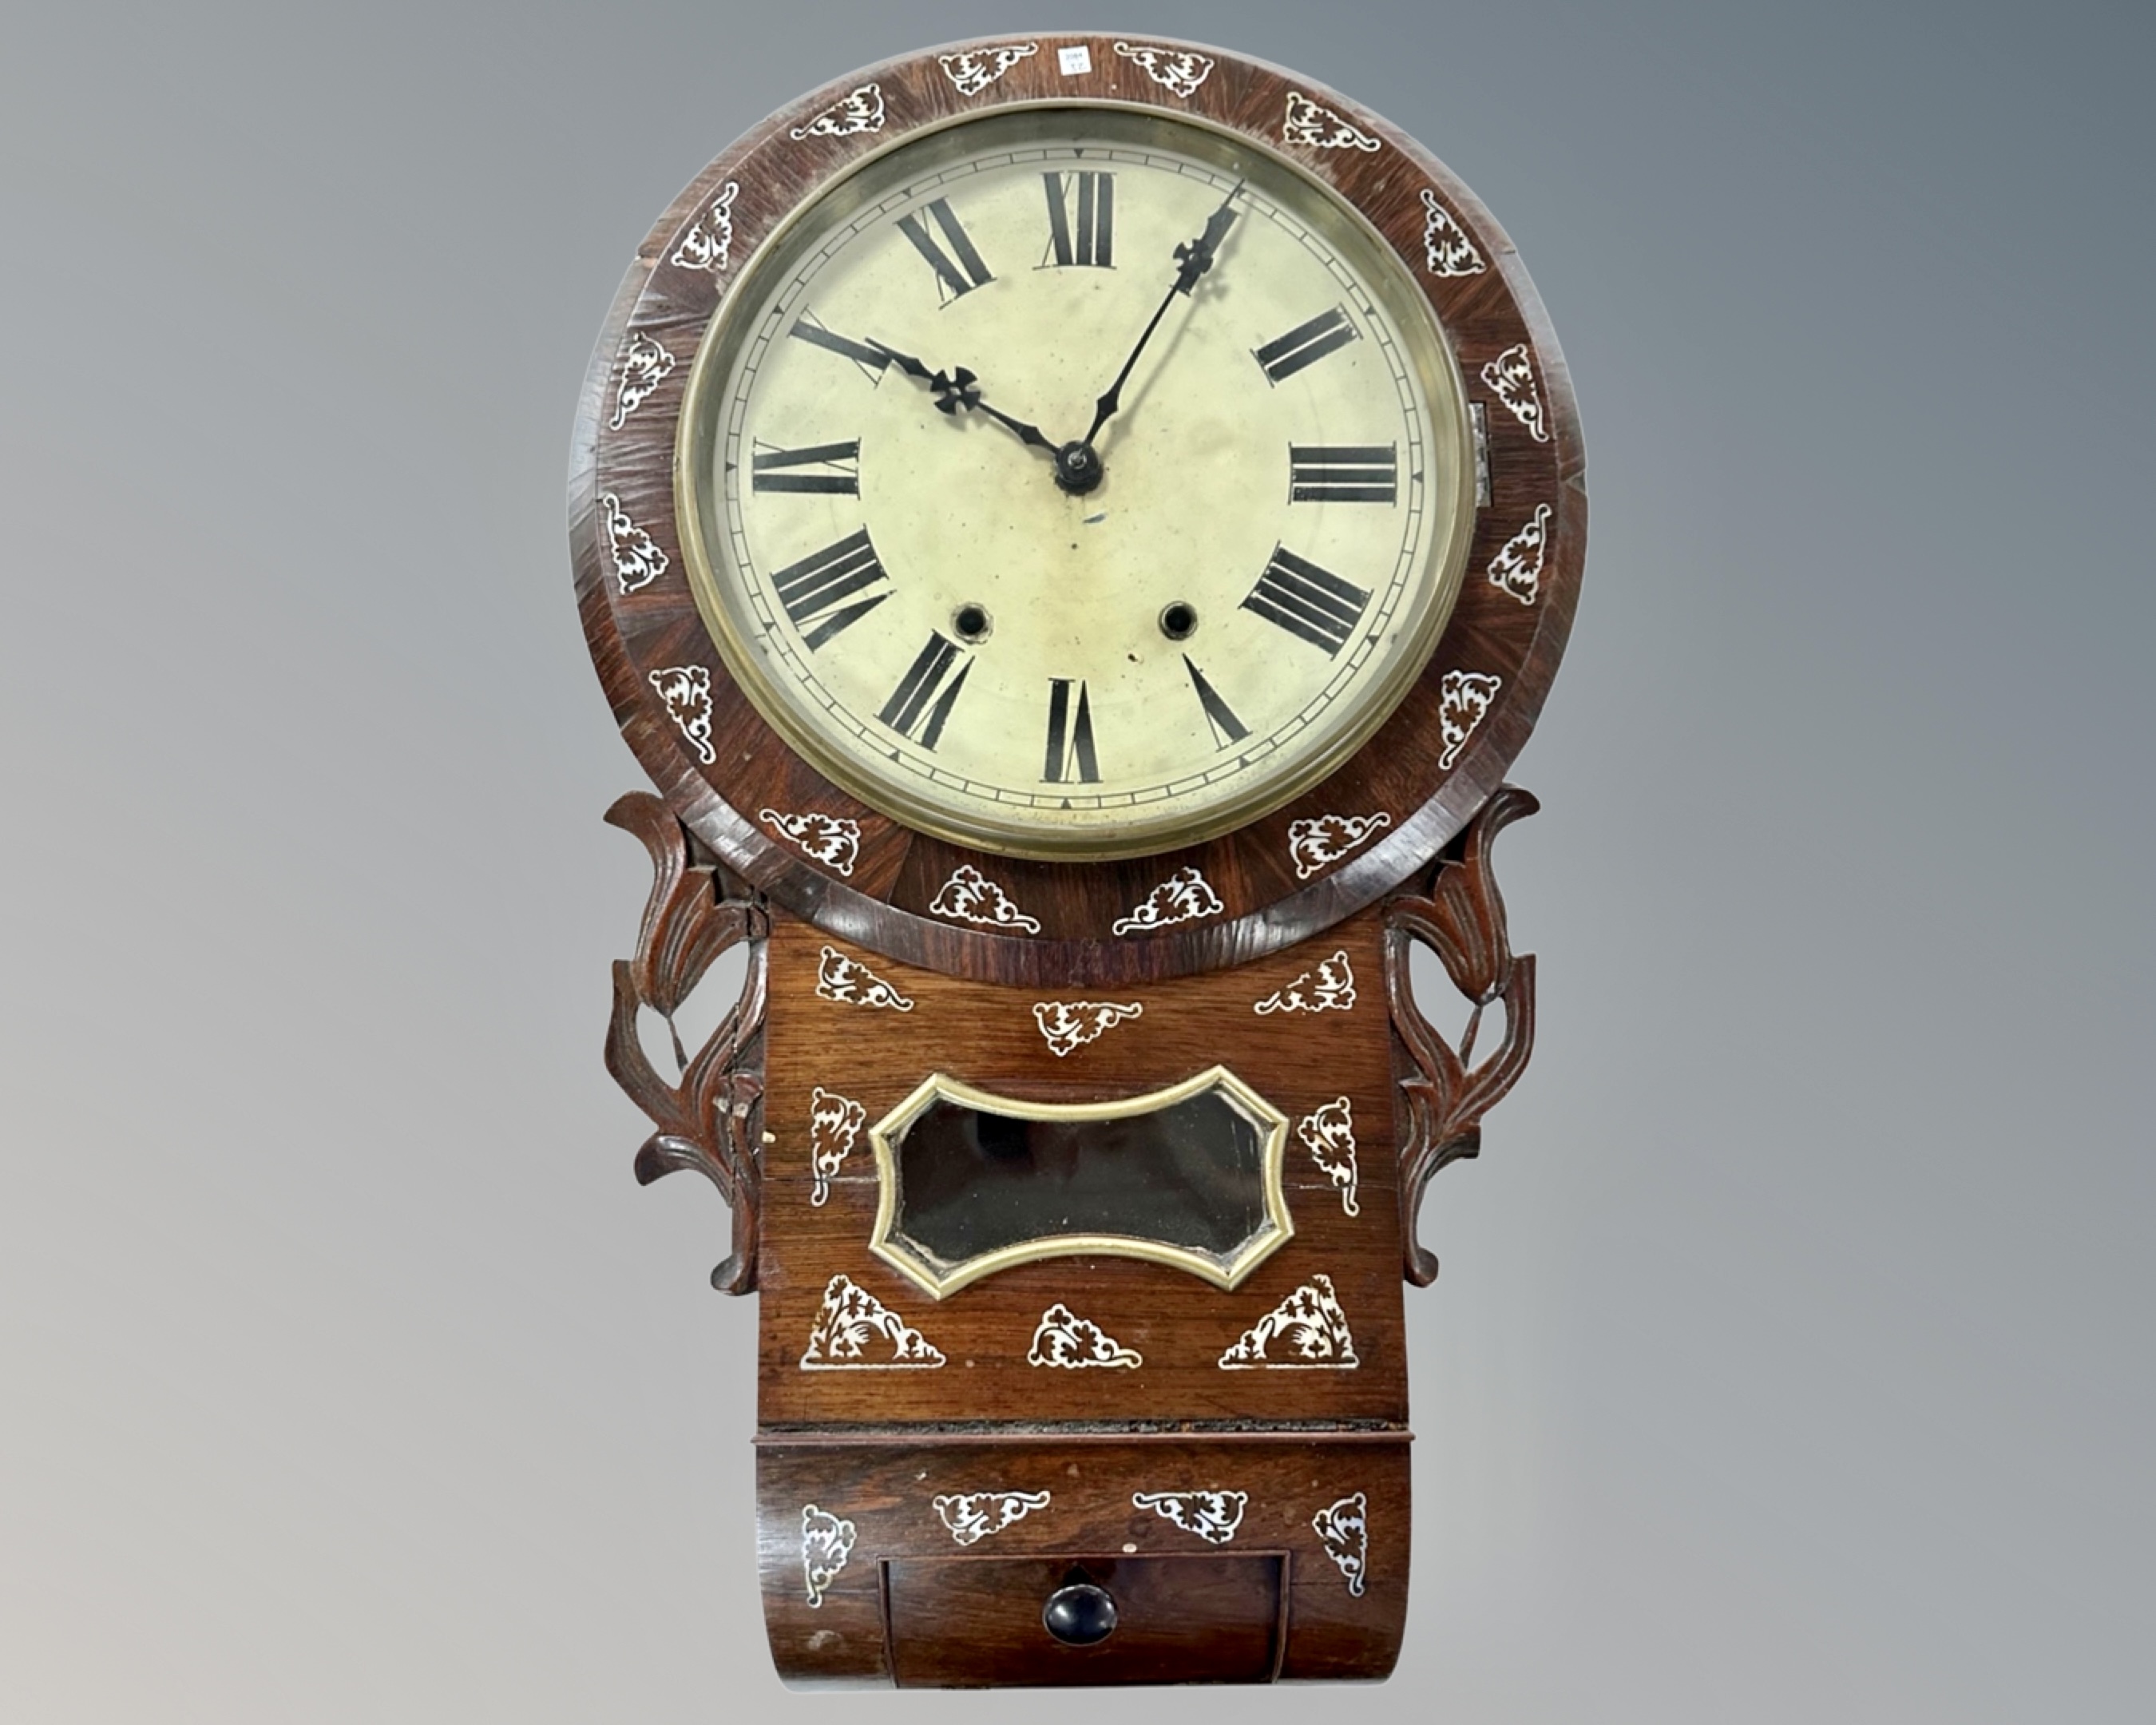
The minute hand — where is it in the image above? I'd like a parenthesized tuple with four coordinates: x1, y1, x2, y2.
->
(1080, 184, 1242, 448)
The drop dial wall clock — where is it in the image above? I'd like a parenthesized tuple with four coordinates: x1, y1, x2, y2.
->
(570, 34, 1583, 1688)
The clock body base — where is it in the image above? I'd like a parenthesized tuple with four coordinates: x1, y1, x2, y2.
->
(752, 903, 1414, 1685)
(757, 1434, 1407, 1687)
(599, 791, 1546, 1687)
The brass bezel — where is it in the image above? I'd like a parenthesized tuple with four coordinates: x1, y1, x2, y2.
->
(674, 98, 1479, 862)
(866, 1065, 1294, 1299)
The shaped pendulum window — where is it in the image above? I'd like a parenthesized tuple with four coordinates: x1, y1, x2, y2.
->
(866, 1067, 1294, 1298)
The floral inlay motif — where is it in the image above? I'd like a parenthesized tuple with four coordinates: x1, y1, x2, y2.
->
(1254, 950, 1356, 1015)
(1438, 671, 1502, 771)
(1219, 1273, 1359, 1368)
(1112, 866, 1223, 935)
(937, 42, 1036, 97)
(1312, 1492, 1369, 1596)
(1288, 813, 1392, 880)
(1487, 503, 1552, 605)
(759, 808, 860, 876)
(647, 666, 715, 765)
(800, 1273, 945, 1370)
(1028, 1303, 1142, 1369)
(669, 180, 739, 274)
(1282, 90, 1380, 152)
(1132, 1489, 1248, 1545)
(1421, 188, 1487, 276)
(789, 82, 885, 141)
(600, 491, 667, 593)
(1112, 41, 1214, 98)
(1480, 342, 1551, 443)
(1299, 1097, 1360, 1216)
(932, 1489, 1051, 1546)
(929, 864, 1040, 934)
(814, 946, 913, 1011)
(807, 1087, 866, 1207)
(801, 1505, 856, 1607)
(609, 331, 674, 430)
(1032, 1000, 1143, 1057)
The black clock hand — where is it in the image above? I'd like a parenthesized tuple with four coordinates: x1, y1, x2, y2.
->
(935, 368, 1062, 457)
(1080, 180, 1242, 450)
(865, 338, 1059, 458)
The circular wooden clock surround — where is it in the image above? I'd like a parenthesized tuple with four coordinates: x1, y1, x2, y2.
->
(569, 34, 1584, 987)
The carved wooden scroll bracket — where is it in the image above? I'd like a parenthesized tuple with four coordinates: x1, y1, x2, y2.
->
(1384, 784, 1540, 1287)
(603, 791, 769, 1294)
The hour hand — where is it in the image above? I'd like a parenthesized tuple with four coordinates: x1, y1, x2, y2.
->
(864, 336, 933, 385)
(866, 339, 1058, 457)
(862, 336, 968, 412)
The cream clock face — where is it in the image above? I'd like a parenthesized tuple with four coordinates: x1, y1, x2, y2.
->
(678, 105, 1476, 859)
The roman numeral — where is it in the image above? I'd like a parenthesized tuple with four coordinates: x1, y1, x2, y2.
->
(751, 438, 861, 495)
(1289, 443, 1397, 503)
(878, 631, 972, 748)
(789, 311, 893, 381)
(896, 198, 994, 302)
(1242, 546, 1372, 656)
(1254, 307, 1359, 383)
(1042, 679, 1100, 783)
(1042, 171, 1115, 268)
(1183, 654, 1250, 748)
(770, 527, 890, 650)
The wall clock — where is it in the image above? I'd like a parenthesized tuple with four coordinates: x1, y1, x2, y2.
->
(569, 33, 1583, 1687)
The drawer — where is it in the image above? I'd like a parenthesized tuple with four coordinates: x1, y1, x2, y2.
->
(884, 1552, 1286, 1687)
(756, 1435, 1408, 1685)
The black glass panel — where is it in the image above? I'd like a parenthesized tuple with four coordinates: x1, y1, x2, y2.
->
(890, 1091, 1270, 1269)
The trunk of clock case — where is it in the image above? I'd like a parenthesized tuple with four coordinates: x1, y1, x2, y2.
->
(753, 909, 1410, 1685)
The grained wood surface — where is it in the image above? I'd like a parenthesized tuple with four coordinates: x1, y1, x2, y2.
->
(753, 904, 1413, 1683)
(569, 31, 1587, 985)
(758, 1437, 1408, 1686)
(757, 911, 1407, 1426)
(600, 794, 1553, 1683)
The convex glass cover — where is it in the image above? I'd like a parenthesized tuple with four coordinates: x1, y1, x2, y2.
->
(677, 105, 1476, 859)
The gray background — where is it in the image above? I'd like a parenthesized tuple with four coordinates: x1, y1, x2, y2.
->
(4, 1, 2150, 1719)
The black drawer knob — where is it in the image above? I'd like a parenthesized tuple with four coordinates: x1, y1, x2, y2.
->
(1042, 1581, 1119, 1647)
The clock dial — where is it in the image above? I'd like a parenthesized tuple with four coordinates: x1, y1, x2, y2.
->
(677, 105, 1476, 860)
